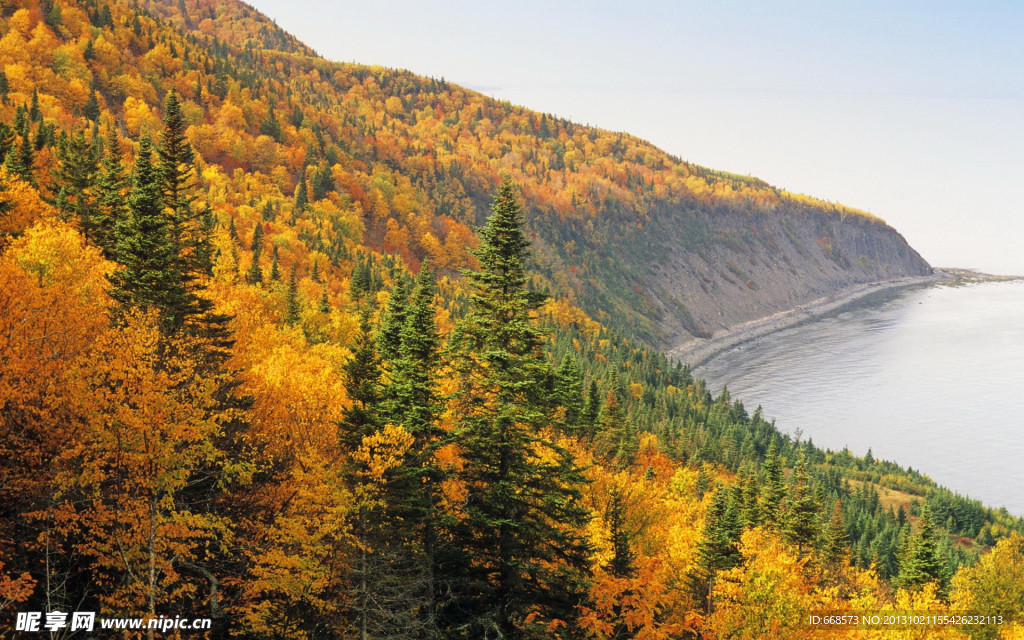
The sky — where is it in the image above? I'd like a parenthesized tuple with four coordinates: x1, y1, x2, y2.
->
(249, 0, 1024, 274)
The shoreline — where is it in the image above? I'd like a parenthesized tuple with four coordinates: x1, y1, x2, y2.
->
(668, 271, 951, 367)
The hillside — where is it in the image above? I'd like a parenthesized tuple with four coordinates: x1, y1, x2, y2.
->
(0, 0, 929, 348)
(1, 1, 1020, 639)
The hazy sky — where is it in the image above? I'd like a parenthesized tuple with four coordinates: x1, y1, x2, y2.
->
(250, 0, 1023, 274)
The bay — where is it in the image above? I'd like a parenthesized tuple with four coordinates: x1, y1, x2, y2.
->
(694, 279, 1024, 516)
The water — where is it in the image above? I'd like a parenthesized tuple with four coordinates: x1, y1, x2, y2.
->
(694, 279, 1024, 516)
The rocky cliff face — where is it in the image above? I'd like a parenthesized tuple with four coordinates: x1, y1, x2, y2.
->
(524, 196, 932, 352)
(644, 204, 932, 349)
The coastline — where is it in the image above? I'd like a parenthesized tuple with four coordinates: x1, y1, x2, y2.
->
(668, 271, 950, 367)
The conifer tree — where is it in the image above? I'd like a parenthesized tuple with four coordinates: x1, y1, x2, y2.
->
(29, 89, 40, 122)
(84, 89, 101, 122)
(555, 357, 584, 431)
(107, 135, 186, 331)
(52, 130, 100, 242)
(4, 127, 34, 185)
(246, 223, 264, 284)
(604, 486, 638, 640)
(896, 506, 946, 591)
(259, 104, 282, 141)
(606, 487, 637, 579)
(350, 257, 371, 303)
(269, 245, 280, 281)
(821, 499, 850, 573)
(687, 486, 742, 612)
(782, 454, 820, 555)
(446, 179, 591, 638)
(94, 126, 127, 258)
(737, 462, 763, 528)
(377, 275, 409, 361)
(158, 91, 200, 282)
(294, 169, 308, 211)
(582, 379, 601, 434)
(336, 309, 388, 635)
(0, 122, 13, 164)
(285, 264, 301, 325)
(385, 263, 448, 635)
(311, 162, 334, 201)
(761, 439, 786, 526)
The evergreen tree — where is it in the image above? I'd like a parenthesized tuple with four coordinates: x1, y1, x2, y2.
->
(582, 379, 601, 434)
(335, 310, 389, 636)
(377, 275, 409, 361)
(687, 486, 742, 612)
(385, 263, 448, 635)
(782, 454, 820, 555)
(0, 70, 8, 104)
(285, 264, 301, 325)
(896, 506, 946, 591)
(821, 499, 851, 573)
(259, 104, 282, 141)
(4, 127, 34, 185)
(52, 130, 100, 242)
(294, 169, 308, 211)
(261, 199, 276, 222)
(604, 486, 638, 640)
(246, 223, 264, 284)
(0, 122, 13, 164)
(737, 462, 763, 529)
(311, 162, 334, 201)
(107, 135, 187, 331)
(554, 357, 584, 431)
(158, 90, 196, 256)
(94, 126, 127, 258)
(33, 120, 49, 151)
(350, 257, 371, 303)
(606, 488, 637, 579)
(83, 89, 101, 122)
(269, 245, 280, 281)
(29, 89, 40, 122)
(318, 285, 330, 313)
(446, 179, 591, 638)
(761, 439, 786, 526)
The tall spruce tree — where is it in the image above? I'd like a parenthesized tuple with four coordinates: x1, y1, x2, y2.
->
(246, 223, 264, 284)
(446, 179, 591, 638)
(4, 127, 34, 185)
(761, 439, 786, 527)
(896, 506, 946, 591)
(94, 127, 127, 259)
(604, 486, 638, 640)
(377, 274, 410, 362)
(782, 453, 820, 555)
(285, 264, 301, 325)
(384, 263, 448, 636)
(107, 135, 186, 330)
(52, 130, 100, 242)
(821, 499, 851, 574)
(687, 486, 743, 612)
(554, 356, 585, 431)
(158, 90, 208, 318)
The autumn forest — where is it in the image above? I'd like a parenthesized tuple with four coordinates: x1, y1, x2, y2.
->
(1, 0, 1023, 638)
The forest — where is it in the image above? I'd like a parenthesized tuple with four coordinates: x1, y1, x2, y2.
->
(1, 0, 1023, 638)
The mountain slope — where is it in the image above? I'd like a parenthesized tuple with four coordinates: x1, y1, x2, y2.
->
(3, 2, 1024, 638)
(0, 0, 928, 348)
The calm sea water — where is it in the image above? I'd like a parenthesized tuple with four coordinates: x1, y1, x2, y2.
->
(694, 279, 1024, 516)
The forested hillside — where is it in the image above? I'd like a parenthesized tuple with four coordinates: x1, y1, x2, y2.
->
(0, 0, 1021, 638)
